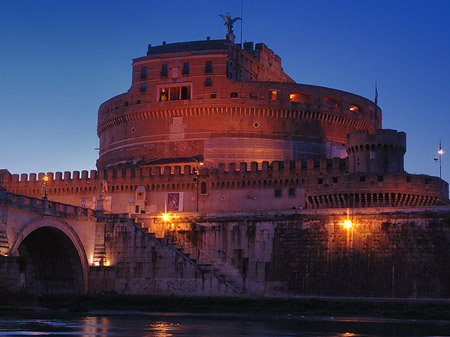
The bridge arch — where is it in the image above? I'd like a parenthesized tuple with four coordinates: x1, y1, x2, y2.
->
(9, 216, 89, 295)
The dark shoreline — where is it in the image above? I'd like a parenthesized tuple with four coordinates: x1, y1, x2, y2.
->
(2, 293, 450, 321)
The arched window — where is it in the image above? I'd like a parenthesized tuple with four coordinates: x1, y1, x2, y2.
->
(290, 92, 311, 103)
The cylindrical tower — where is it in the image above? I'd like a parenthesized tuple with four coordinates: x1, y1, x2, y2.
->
(346, 129, 406, 174)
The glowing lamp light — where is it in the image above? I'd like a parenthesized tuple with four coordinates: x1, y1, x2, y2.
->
(438, 148, 444, 155)
(43, 175, 49, 182)
(162, 213, 170, 222)
(343, 220, 353, 230)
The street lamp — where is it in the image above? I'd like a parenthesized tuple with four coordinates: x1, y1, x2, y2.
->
(434, 141, 444, 205)
(41, 175, 49, 199)
(193, 162, 204, 212)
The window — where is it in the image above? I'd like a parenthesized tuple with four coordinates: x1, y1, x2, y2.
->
(350, 104, 360, 112)
(318, 178, 323, 184)
(324, 97, 339, 107)
(140, 83, 146, 92)
(250, 93, 257, 99)
(271, 90, 278, 100)
(230, 92, 238, 98)
(181, 86, 190, 100)
(159, 85, 191, 101)
(140, 66, 147, 79)
(290, 92, 310, 103)
(274, 189, 282, 198)
(288, 188, 295, 196)
(182, 62, 190, 75)
(161, 64, 168, 77)
(360, 176, 366, 182)
(210, 93, 217, 98)
(124, 101, 129, 107)
(205, 78, 212, 86)
(378, 175, 384, 182)
(205, 61, 213, 73)
(136, 99, 141, 104)
(135, 205, 139, 213)
(332, 177, 338, 183)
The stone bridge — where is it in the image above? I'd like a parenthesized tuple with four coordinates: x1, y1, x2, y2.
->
(0, 190, 100, 294)
(0, 190, 239, 296)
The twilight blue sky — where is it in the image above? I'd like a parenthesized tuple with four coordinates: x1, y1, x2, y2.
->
(1, 0, 449, 182)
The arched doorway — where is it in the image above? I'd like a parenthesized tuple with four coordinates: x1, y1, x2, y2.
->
(9, 217, 89, 295)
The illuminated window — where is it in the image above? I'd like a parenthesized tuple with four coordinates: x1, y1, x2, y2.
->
(290, 92, 310, 103)
(161, 64, 168, 77)
(182, 62, 190, 75)
(140, 66, 147, 79)
(159, 85, 191, 101)
(271, 90, 278, 100)
(159, 88, 168, 101)
(350, 104, 361, 112)
(205, 61, 213, 73)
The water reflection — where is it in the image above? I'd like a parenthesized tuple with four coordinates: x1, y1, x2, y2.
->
(82, 316, 111, 336)
(0, 312, 449, 336)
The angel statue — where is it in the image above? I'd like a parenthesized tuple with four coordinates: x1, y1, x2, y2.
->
(219, 13, 241, 35)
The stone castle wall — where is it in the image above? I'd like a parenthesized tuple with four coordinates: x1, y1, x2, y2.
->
(162, 208, 450, 298)
(1, 158, 447, 214)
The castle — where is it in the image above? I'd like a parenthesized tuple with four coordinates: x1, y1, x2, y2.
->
(1, 34, 447, 213)
(1, 31, 450, 297)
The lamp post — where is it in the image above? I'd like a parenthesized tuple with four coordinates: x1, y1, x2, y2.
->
(435, 141, 444, 205)
(193, 161, 204, 212)
(41, 175, 49, 199)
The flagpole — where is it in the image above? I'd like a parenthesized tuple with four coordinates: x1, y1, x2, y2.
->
(374, 83, 378, 131)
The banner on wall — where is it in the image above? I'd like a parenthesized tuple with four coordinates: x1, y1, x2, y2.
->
(167, 192, 183, 212)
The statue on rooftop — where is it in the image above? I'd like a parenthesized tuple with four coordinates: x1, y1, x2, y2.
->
(219, 13, 241, 35)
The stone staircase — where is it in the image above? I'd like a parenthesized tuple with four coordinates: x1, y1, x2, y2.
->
(133, 221, 241, 296)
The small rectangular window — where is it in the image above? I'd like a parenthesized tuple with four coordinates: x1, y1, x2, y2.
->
(288, 188, 295, 196)
(406, 176, 411, 183)
(210, 93, 217, 98)
(274, 189, 282, 198)
(378, 175, 384, 182)
(135, 205, 140, 213)
(205, 61, 213, 73)
(205, 78, 212, 86)
(271, 90, 278, 100)
(360, 176, 366, 182)
(183, 62, 190, 75)
(161, 64, 168, 77)
(140, 66, 147, 79)
(140, 84, 146, 92)
(318, 178, 323, 184)
(230, 92, 238, 98)
(250, 93, 257, 99)
(332, 177, 338, 183)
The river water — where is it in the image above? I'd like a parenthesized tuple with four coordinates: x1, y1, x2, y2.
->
(0, 311, 449, 336)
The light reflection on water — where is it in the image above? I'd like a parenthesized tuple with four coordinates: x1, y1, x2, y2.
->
(0, 312, 448, 336)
